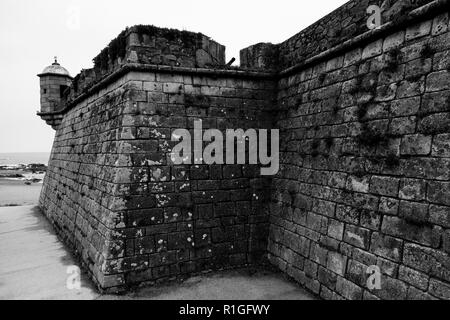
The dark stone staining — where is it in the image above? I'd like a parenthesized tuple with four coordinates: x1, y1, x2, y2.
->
(39, 0, 450, 299)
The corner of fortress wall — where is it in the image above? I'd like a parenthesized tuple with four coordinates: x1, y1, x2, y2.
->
(39, 62, 277, 291)
(39, 0, 450, 298)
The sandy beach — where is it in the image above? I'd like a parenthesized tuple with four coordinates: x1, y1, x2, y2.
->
(0, 179, 42, 207)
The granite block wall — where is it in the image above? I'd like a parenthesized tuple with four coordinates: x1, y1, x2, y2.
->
(268, 6, 450, 300)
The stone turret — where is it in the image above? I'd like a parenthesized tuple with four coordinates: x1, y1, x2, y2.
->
(37, 58, 72, 128)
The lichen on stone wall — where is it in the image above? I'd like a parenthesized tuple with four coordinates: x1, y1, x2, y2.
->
(93, 29, 128, 71)
(38, 0, 450, 299)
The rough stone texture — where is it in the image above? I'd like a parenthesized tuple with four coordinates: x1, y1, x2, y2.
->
(38, 0, 450, 299)
(267, 1, 450, 301)
(39, 75, 72, 113)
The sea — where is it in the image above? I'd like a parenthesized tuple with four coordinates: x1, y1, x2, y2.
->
(0, 152, 51, 166)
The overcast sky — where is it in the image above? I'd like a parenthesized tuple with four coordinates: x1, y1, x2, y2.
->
(0, 0, 348, 153)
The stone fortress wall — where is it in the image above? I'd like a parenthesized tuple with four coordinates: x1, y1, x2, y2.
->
(266, 0, 450, 300)
(38, 0, 450, 299)
(39, 26, 277, 291)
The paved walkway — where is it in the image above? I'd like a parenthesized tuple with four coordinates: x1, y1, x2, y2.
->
(0, 205, 99, 299)
(0, 205, 315, 300)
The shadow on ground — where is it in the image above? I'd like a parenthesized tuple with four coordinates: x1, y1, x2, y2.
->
(0, 205, 315, 300)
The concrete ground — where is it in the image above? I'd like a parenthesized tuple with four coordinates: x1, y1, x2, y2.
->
(0, 205, 315, 300)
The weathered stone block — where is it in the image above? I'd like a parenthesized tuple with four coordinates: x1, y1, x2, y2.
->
(363, 291, 380, 300)
(326, 56, 344, 71)
(346, 259, 367, 287)
(431, 13, 449, 35)
(360, 210, 382, 231)
(38, 3, 450, 298)
(313, 199, 336, 217)
(405, 20, 432, 40)
(432, 133, 450, 157)
(399, 179, 427, 201)
(381, 216, 433, 246)
(433, 51, 450, 71)
(428, 181, 450, 206)
(429, 205, 450, 228)
(399, 266, 429, 291)
(344, 225, 371, 249)
(304, 260, 318, 278)
(444, 229, 450, 254)
(318, 266, 338, 290)
(397, 79, 425, 98)
(407, 287, 437, 300)
(327, 219, 344, 241)
(390, 97, 420, 116)
(383, 31, 405, 51)
(336, 277, 363, 300)
(327, 252, 347, 276)
(418, 112, 450, 135)
(399, 200, 429, 224)
(306, 212, 328, 233)
(370, 176, 399, 197)
(362, 40, 383, 60)
(370, 233, 403, 262)
(310, 243, 328, 266)
(377, 256, 398, 277)
(143, 81, 163, 92)
(346, 175, 369, 193)
(135, 236, 155, 254)
(378, 197, 399, 216)
(400, 134, 432, 155)
(421, 91, 450, 113)
(405, 58, 431, 79)
(429, 278, 450, 299)
(403, 243, 450, 282)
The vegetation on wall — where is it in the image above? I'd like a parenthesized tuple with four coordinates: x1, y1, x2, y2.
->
(92, 25, 203, 70)
(134, 24, 203, 48)
(420, 42, 436, 59)
(93, 29, 128, 70)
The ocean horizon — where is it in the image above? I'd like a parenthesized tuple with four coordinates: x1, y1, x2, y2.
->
(0, 152, 50, 166)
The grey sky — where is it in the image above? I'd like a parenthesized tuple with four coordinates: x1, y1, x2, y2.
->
(0, 0, 348, 153)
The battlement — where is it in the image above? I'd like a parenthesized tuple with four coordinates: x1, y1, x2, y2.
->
(71, 26, 225, 99)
